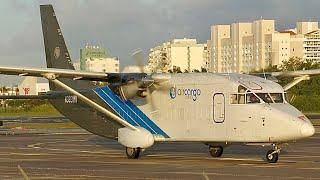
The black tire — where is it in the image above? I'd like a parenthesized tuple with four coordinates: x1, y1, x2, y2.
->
(209, 146, 223, 157)
(126, 147, 141, 159)
(266, 149, 279, 163)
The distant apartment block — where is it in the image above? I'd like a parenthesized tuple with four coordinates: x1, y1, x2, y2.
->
(77, 45, 120, 73)
(84, 57, 120, 73)
(209, 20, 320, 73)
(290, 22, 320, 62)
(148, 38, 210, 73)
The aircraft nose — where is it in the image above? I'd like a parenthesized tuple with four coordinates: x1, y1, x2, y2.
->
(300, 123, 315, 137)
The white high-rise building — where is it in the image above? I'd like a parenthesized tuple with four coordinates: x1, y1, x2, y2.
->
(73, 57, 119, 73)
(148, 38, 210, 73)
(291, 22, 320, 62)
(210, 19, 279, 73)
(77, 45, 120, 73)
(84, 57, 120, 73)
(209, 20, 320, 73)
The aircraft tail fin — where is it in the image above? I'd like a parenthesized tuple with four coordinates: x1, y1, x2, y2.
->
(40, 5, 94, 91)
(40, 5, 74, 70)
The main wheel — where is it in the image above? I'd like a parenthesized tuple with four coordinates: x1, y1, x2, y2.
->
(209, 146, 223, 157)
(266, 149, 279, 163)
(126, 147, 141, 159)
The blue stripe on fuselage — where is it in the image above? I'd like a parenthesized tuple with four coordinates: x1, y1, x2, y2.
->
(93, 86, 169, 138)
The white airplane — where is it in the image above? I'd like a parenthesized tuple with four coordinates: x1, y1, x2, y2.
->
(0, 5, 316, 163)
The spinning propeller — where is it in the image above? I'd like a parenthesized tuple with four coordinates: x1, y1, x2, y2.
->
(131, 49, 157, 110)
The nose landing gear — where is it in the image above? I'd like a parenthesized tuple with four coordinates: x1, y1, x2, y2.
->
(266, 145, 281, 163)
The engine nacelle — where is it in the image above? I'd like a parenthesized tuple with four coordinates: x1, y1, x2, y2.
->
(118, 127, 154, 148)
(119, 81, 144, 100)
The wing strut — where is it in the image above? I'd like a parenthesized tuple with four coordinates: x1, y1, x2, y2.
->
(283, 75, 310, 91)
(45, 75, 138, 131)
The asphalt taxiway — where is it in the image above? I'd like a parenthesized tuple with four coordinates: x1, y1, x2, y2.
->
(0, 127, 319, 179)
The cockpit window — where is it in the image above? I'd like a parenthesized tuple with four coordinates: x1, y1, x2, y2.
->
(238, 85, 247, 93)
(246, 93, 260, 104)
(231, 89, 259, 104)
(232, 88, 286, 104)
(256, 93, 273, 103)
(230, 85, 247, 104)
(230, 94, 245, 104)
(270, 93, 284, 103)
(284, 92, 288, 102)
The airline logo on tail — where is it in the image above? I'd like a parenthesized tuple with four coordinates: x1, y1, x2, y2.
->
(54, 47, 61, 59)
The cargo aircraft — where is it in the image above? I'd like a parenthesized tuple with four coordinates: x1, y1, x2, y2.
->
(0, 5, 316, 163)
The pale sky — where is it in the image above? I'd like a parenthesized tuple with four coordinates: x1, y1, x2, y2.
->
(0, 0, 318, 85)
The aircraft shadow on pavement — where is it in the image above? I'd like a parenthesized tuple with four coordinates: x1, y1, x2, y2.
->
(87, 136, 288, 156)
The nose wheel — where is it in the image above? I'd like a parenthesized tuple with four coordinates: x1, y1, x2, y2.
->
(209, 146, 223, 157)
(126, 147, 141, 159)
(266, 146, 281, 163)
(266, 149, 279, 163)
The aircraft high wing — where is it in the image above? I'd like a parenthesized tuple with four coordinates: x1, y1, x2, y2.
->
(0, 66, 107, 80)
(252, 68, 320, 91)
(0, 66, 169, 84)
(270, 69, 320, 78)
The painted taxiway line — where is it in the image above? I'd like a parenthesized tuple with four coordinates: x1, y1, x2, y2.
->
(284, 155, 320, 159)
(208, 157, 262, 162)
(26, 142, 276, 163)
(238, 163, 288, 168)
(10, 153, 50, 156)
(28, 146, 123, 155)
(238, 163, 256, 166)
(298, 167, 320, 170)
(165, 171, 320, 179)
(254, 165, 288, 168)
(25, 167, 288, 179)
(39, 132, 91, 136)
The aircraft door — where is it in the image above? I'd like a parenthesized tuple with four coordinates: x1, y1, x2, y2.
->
(213, 93, 225, 123)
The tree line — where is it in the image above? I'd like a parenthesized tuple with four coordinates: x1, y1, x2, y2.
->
(253, 57, 320, 113)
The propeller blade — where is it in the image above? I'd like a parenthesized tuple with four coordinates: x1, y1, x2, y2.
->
(131, 48, 144, 73)
(146, 87, 156, 111)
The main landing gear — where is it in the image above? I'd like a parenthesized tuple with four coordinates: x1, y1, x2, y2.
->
(266, 146, 281, 163)
(126, 147, 141, 159)
(209, 146, 224, 157)
(207, 144, 282, 163)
